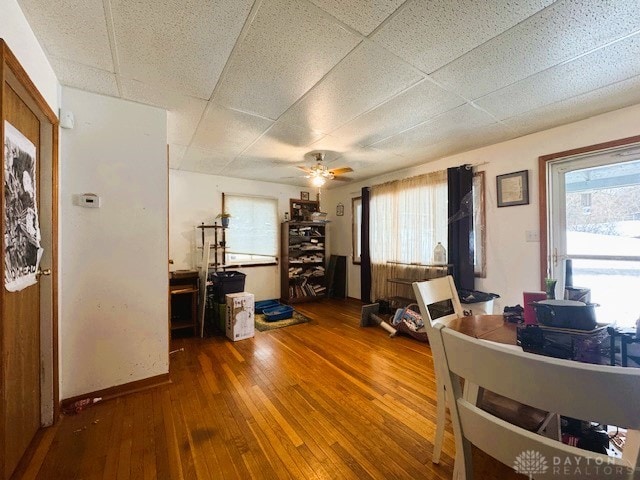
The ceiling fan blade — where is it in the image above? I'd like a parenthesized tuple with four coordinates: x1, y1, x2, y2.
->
(332, 176, 352, 182)
(296, 166, 313, 173)
(329, 167, 353, 175)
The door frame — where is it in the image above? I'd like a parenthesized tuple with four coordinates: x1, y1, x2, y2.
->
(0, 39, 59, 476)
(538, 134, 640, 291)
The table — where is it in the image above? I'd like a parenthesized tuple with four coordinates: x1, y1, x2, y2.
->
(446, 314, 517, 345)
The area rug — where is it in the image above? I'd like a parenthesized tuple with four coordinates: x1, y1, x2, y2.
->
(255, 311, 310, 332)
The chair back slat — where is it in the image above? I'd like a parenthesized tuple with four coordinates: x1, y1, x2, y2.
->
(438, 324, 640, 479)
(412, 276, 464, 327)
(458, 402, 632, 480)
(440, 326, 640, 429)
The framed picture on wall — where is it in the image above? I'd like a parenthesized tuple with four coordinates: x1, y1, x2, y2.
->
(497, 170, 529, 207)
(300, 191, 309, 200)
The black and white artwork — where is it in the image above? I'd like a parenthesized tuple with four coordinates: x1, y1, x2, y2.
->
(4, 121, 43, 292)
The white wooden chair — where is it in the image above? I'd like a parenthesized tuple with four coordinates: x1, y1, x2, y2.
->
(412, 275, 465, 464)
(436, 323, 640, 479)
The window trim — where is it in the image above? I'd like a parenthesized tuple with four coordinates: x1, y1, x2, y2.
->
(352, 196, 362, 265)
(473, 171, 486, 278)
(538, 134, 640, 291)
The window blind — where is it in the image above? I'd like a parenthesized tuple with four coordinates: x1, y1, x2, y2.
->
(224, 194, 278, 265)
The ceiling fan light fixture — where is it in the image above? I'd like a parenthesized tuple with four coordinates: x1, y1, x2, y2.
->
(311, 176, 326, 187)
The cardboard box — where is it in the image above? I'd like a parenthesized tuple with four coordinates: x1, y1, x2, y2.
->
(226, 292, 254, 341)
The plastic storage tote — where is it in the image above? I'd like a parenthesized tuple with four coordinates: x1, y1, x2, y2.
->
(209, 271, 246, 304)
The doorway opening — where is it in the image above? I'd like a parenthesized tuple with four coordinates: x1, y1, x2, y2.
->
(545, 143, 640, 327)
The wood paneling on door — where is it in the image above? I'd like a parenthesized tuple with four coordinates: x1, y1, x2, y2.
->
(2, 84, 41, 480)
(0, 39, 59, 480)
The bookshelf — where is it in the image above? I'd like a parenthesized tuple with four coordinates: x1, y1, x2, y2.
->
(289, 199, 319, 221)
(280, 222, 326, 303)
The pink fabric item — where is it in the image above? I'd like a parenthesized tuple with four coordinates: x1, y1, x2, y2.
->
(523, 291, 547, 325)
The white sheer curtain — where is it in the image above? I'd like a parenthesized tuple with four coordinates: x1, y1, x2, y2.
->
(370, 170, 447, 301)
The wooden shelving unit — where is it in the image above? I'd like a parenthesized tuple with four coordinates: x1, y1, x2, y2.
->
(290, 199, 319, 221)
(169, 270, 199, 336)
(280, 221, 327, 304)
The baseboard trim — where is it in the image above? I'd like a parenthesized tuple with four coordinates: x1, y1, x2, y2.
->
(61, 373, 171, 409)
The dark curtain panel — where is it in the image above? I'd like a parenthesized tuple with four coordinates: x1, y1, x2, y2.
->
(447, 166, 475, 290)
(360, 187, 372, 303)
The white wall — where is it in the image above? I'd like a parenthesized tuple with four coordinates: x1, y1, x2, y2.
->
(60, 87, 168, 399)
(0, 0, 59, 112)
(169, 170, 304, 300)
(325, 102, 640, 312)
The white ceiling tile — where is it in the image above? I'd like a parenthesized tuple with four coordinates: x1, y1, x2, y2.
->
(191, 104, 273, 155)
(307, 134, 362, 154)
(333, 146, 401, 166)
(372, 0, 552, 74)
(505, 75, 640, 137)
(120, 79, 207, 146)
(328, 147, 407, 179)
(330, 78, 465, 147)
(432, 0, 640, 99)
(169, 144, 187, 169)
(388, 125, 515, 166)
(221, 157, 304, 185)
(179, 146, 235, 175)
(49, 56, 119, 97)
(475, 34, 640, 120)
(371, 104, 503, 156)
(21, 0, 640, 182)
(111, 0, 253, 99)
(214, 0, 362, 119)
(279, 40, 424, 133)
(242, 122, 325, 161)
(18, 0, 113, 70)
(307, 0, 406, 35)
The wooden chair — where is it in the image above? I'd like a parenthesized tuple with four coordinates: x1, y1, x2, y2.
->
(436, 323, 640, 479)
(412, 275, 465, 464)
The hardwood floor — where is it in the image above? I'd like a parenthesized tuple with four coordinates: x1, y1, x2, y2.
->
(14, 298, 522, 479)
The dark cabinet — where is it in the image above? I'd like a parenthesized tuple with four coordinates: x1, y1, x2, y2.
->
(326, 255, 347, 298)
(169, 270, 199, 336)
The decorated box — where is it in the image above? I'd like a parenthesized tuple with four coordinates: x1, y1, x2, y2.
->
(226, 292, 254, 341)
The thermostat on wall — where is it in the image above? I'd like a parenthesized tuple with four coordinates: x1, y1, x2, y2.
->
(77, 193, 101, 208)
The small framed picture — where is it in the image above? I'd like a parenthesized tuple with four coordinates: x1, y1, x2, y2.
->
(336, 203, 344, 216)
(497, 170, 529, 207)
(300, 191, 309, 200)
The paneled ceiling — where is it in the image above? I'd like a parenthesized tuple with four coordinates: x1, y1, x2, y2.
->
(18, 0, 640, 187)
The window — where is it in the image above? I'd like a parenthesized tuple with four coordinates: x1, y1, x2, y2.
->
(223, 194, 278, 266)
(369, 170, 448, 300)
(546, 143, 640, 327)
(352, 196, 362, 264)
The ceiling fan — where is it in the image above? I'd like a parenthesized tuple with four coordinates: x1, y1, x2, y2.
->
(297, 152, 353, 187)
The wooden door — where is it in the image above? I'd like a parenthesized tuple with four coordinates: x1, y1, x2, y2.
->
(1, 84, 42, 479)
